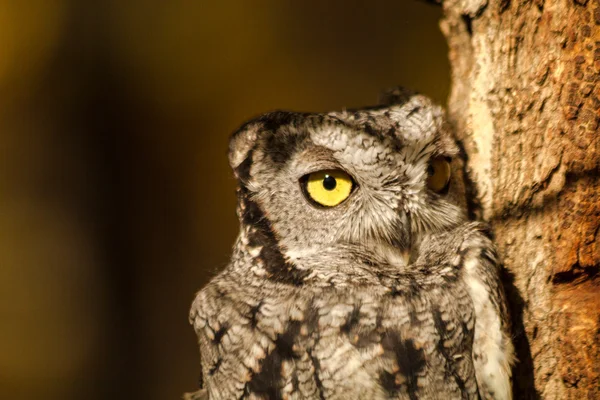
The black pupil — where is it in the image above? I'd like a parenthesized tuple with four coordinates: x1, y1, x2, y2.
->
(323, 175, 337, 191)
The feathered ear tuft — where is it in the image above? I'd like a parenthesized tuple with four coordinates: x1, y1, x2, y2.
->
(378, 86, 419, 106)
(228, 121, 262, 172)
(228, 111, 304, 182)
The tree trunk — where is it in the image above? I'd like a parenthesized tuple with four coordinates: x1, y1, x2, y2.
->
(439, 0, 599, 398)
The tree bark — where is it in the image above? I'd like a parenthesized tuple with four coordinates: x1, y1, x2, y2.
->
(439, 0, 599, 398)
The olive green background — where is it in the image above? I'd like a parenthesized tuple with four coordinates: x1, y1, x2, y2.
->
(0, 1, 449, 399)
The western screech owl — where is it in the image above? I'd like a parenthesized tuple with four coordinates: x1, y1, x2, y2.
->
(188, 88, 514, 400)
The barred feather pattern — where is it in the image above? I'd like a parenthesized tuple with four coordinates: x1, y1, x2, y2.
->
(189, 88, 514, 400)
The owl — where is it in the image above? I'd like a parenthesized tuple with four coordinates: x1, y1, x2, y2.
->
(188, 88, 515, 400)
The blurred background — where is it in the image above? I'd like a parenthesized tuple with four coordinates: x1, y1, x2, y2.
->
(0, 1, 449, 399)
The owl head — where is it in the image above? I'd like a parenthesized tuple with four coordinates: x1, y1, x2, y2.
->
(228, 88, 468, 282)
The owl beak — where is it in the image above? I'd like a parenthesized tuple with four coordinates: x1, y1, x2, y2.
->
(375, 242, 412, 268)
(401, 251, 411, 265)
(391, 212, 415, 265)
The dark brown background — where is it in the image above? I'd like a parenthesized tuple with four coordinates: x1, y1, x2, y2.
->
(0, 1, 449, 399)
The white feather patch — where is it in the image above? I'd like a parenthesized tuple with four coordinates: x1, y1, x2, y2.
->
(464, 257, 513, 400)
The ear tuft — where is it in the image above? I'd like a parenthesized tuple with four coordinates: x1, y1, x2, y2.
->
(378, 86, 419, 107)
(228, 121, 262, 170)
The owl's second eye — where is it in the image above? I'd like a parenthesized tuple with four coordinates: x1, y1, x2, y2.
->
(427, 156, 452, 193)
(303, 169, 354, 207)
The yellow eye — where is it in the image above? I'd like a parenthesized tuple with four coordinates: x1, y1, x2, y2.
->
(304, 169, 354, 207)
(427, 157, 451, 193)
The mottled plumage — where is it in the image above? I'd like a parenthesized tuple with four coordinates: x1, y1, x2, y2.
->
(188, 88, 514, 400)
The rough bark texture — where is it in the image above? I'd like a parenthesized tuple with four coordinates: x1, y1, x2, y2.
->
(440, 0, 599, 398)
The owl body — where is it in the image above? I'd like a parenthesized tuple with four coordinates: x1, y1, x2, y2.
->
(190, 89, 514, 400)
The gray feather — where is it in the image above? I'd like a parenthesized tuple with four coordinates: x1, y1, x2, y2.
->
(189, 88, 514, 399)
